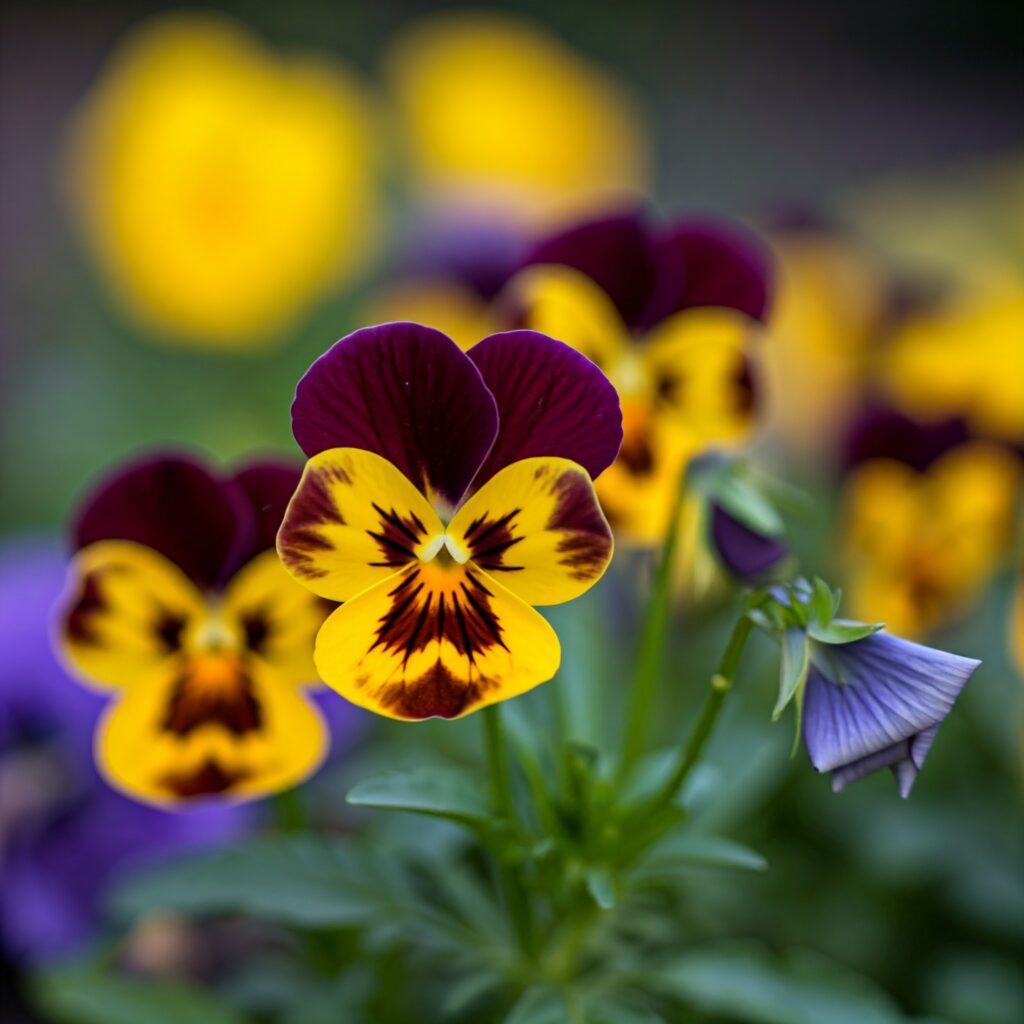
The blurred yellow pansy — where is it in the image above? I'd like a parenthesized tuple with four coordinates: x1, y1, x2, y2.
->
(840, 443, 1022, 638)
(65, 14, 378, 346)
(877, 289, 1024, 443)
(763, 228, 889, 463)
(384, 12, 648, 221)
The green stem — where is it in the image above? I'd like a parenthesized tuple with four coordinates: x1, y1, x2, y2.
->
(655, 613, 755, 807)
(482, 705, 533, 954)
(618, 474, 688, 778)
(272, 786, 307, 833)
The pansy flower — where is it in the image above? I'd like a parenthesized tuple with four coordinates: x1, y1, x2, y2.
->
(500, 210, 772, 543)
(839, 438, 1022, 637)
(277, 323, 620, 720)
(57, 454, 335, 806)
(384, 12, 648, 222)
(65, 14, 378, 346)
(802, 631, 980, 796)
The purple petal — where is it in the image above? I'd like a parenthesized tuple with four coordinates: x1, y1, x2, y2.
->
(391, 210, 526, 300)
(71, 453, 254, 591)
(710, 503, 788, 581)
(520, 210, 657, 329)
(467, 331, 623, 485)
(802, 633, 979, 788)
(841, 405, 970, 473)
(291, 324, 499, 510)
(231, 460, 302, 558)
(640, 219, 773, 328)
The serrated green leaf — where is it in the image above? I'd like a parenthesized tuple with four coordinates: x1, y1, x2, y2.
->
(111, 836, 380, 928)
(33, 968, 245, 1024)
(810, 578, 834, 627)
(645, 832, 768, 872)
(807, 619, 885, 645)
(585, 864, 617, 908)
(714, 474, 786, 537)
(347, 766, 491, 824)
(774, 628, 810, 720)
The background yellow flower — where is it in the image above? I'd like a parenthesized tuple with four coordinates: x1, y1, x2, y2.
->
(65, 14, 378, 346)
(383, 12, 648, 221)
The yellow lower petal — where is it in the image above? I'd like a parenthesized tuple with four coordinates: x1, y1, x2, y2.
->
(448, 457, 613, 605)
(314, 561, 560, 720)
(96, 654, 327, 806)
(60, 541, 206, 690)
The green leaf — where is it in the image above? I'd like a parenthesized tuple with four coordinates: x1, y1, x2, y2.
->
(111, 835, 380, 928)
(33, 967, 245, 1024)
(774, 627, 810, 720)
(584, 864, 617, 908)
(644, 832, 768, 872)
(651, 943, 910, 1024)
(714, 473, 786, 537)
(810, 578, 834, 627)
(347, 766, 491, 824)
(807, 619, 885, 645)
(504, 986, 567, 1024)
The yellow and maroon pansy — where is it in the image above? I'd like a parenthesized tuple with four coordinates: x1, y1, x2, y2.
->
(839, 436, 1023, 638)
(278, 323, 621, 721)
(499, 210, 772, 543)
(58, 455, 333, 806)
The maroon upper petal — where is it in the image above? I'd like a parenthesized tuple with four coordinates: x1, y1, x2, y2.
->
(640, 219, 773, 328)
(521, 210, 658, 329)
(467, 331, 623, 486)
(291, 323, 499, 510)
(231, 460, 303, 560)
(71, 453, 255, 591)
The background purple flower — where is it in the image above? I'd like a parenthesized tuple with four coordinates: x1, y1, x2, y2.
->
(0, 538, 250, 963)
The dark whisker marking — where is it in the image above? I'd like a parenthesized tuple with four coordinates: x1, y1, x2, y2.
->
(450, 592, 478, 665)
(463, 509, 519, 544)
(403, 593, 433, 667)
(459, 581, 507, 651)
(372, 503, 422, 544)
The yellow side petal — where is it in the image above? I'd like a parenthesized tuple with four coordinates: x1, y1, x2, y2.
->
(642, 307, 760, 445)
(277, 448, 445, 602)
(504, 263, 630, 372)
(314, 563, 560, 721)
(448, 457, 613, 605)
(60, 540, 205, 690)
(97, 654, 327, 807)
(221, 549, 331, 685)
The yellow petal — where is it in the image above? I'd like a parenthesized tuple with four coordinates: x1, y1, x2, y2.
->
(314, 562, 560, 721)
(221, 549, 331, 685)
(277, 448, 445, 603)
(594, 403, 699, 545)
(96, 654, 327, 806)
(504, 263, 630, 372)
(642, 307, 760, 445)
(448, 457, 613, 605)
(60, 540, 205, 689)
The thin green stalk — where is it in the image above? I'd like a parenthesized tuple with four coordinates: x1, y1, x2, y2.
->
(655, 613, 754, 807)
(482, 705, 533, 954)
(273, 786, 308, 833)
(618, 474, 688, 778)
